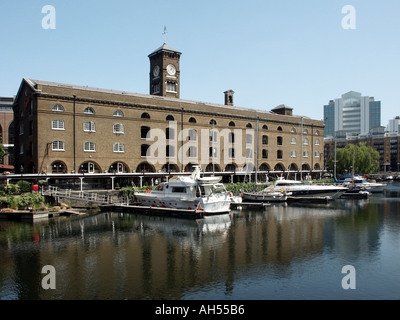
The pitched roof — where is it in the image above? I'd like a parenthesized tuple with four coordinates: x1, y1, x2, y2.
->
(148, 43, 181, 57)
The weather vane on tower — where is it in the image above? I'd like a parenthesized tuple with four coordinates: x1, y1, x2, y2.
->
(162, 26, 167, 43)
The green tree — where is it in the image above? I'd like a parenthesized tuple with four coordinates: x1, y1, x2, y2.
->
(0, 143, 8, 164)
(328, 143, 380, 176)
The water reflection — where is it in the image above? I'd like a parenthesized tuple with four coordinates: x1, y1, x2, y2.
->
(1, 195, 400, 300)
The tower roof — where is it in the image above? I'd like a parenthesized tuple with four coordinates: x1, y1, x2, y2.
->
(148, 43, 181, 57)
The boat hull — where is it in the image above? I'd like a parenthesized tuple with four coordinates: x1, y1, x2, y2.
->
(134, 193, 231, 214)
(242, 192, 288, 202)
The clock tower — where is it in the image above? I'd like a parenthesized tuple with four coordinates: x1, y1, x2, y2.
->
(148, 43, 182, 98)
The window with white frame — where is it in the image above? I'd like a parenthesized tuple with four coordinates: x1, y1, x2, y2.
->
(52, 104, 64, 112)
(52, 119, 65, 130)
(113, 123, 124, 134)
(113, 110, 124, 117)
(84, 141, 96, 152)
(113, 142, 125, 153)
(52, 140, 65, 151)
(84, 121, 96, 132)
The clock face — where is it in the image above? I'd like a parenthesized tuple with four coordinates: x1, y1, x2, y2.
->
(166, 64, 176, 76)
(153, 65, 160, 77)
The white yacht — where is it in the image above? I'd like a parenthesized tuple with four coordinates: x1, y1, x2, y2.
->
(241, 184, 291, 202)
(336, 175, 386, 193)
(134, 166, 231, 214)
(268, 177, 348, 198)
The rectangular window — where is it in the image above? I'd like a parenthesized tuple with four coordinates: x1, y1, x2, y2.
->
(113, 123, 124, 134)
(84, 141, 96, 152)
(166, 82, 176, 93)
(114, 143, 125, 153)
(52, 120, 65, 130)
(52, 140, 65, 151)
(84, 121, 96, 132)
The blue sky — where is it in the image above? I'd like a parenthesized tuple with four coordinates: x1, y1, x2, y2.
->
(1, 0, 399, 126)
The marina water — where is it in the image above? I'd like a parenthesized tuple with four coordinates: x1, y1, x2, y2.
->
(1, 187, 399, 300)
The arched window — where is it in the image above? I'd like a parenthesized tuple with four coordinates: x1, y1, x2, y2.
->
(246, 123, 252, 128)
(84, 107, 95, 114)
(113, 110, 124, 117)
(166, 115, 174, 121)
(52, 104, 64, 112)
(189, 117, 197, 123)
(229, 121, 235, 127)
(141, 112, 150, 119)
(210, 119, 217, 125)
(277, 126, 283, 131)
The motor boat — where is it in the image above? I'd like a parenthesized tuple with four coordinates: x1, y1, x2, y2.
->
(134, 166, 231, 214)
(241, 184, 291, 202)
(334, 174, 386, 193)
(267, 177, 348, 198)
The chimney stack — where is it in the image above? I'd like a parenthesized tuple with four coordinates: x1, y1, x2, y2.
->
(224, 90, 234, 106)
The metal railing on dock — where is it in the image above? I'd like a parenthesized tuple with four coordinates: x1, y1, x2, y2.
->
(43, 186, 113, 204)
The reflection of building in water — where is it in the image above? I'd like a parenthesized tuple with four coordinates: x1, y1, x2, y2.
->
(26, 204, 382, 299)
(33, 210, 328, 299)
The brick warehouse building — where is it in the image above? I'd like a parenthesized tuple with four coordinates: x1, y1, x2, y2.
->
(12, 43, 324, 187)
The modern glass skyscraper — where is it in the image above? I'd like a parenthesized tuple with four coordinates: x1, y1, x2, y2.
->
(323, 91, 381, 137)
